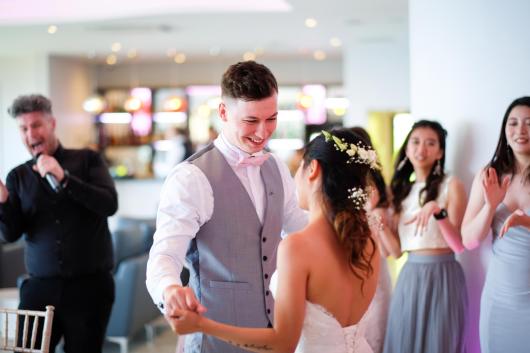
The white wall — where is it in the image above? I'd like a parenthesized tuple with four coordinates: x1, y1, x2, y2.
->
(113, 179, 163, 219)
(342, 22, 410, 126)
(410, 0, 530, 182)
(409, 1, 530, 351)
(0, 54, 50, 179)
(49, 56, 95, 148)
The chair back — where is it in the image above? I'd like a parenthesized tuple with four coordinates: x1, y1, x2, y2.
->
(0, 305, 54, 353)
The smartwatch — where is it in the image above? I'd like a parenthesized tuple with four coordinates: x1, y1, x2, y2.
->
(433, 208, 448, 220)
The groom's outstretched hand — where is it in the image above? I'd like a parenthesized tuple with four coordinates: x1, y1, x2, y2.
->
(163, 285, 207, 317)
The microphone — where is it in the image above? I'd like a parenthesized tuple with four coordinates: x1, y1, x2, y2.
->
(34, 153, 62, 193)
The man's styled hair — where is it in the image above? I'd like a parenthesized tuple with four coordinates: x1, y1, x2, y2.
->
(8, 94, 53, 118)
(221, 61, 278, 101)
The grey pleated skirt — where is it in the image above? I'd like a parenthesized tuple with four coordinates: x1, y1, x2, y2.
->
(382, 253, 468, 353)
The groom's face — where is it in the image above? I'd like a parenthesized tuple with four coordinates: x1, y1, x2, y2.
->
(219, 93, 278, 154)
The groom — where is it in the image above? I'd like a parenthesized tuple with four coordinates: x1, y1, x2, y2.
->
(146, 60, 307, 353)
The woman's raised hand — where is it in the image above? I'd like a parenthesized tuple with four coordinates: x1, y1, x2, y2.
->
(481, 167, 510, 209)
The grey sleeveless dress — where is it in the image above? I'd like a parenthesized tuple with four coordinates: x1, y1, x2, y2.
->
(480, 204, 530, 353)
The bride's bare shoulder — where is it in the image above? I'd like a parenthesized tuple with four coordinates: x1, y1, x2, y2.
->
(280, 224, 330, 259)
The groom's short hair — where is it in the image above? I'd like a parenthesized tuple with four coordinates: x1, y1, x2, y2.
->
(221, 61, 278, 101)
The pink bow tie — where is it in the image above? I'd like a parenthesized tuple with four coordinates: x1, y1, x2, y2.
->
(237, 153, 270, 167)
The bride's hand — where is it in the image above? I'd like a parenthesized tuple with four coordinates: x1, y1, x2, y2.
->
(369, 208, 387, 235)
(167, 309, 202, 335)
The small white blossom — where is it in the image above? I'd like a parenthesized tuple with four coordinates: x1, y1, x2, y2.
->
(347, 187, 369, 210)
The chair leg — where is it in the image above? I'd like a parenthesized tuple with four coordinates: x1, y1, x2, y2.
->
(120, 339, 128, 353)
(106, 336, 128, 353)
(144, 315, 169, 344)
(145, 324, 155, 343)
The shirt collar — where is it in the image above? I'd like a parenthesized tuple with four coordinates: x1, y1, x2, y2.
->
(214, 132, 265, 166)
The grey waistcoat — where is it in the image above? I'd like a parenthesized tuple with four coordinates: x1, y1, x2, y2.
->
(184, 144, 284, 353)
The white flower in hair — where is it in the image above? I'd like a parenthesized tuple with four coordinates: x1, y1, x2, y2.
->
(347, 187, 369, 210)
(321, 130, 380, 170)
(346, 144, 358, 157)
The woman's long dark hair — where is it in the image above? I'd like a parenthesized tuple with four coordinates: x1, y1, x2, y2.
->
(302, 128, 375, 281)
(488, 96, 530, 182)
(391, 120, 447, 213)
(350, 127, 389, 208)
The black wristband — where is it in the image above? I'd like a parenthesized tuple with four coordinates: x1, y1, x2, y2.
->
(433, 208, 448, 220)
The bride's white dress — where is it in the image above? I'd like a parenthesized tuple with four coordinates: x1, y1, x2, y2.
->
(270, 272, 374, 353)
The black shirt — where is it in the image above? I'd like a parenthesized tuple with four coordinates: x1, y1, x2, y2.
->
(0, 145, 118, 278)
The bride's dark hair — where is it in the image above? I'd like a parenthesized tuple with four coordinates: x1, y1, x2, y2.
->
(301, 128, 375, 281)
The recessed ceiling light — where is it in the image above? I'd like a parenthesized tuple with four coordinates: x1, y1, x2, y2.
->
(47, 25, 58, 34)
(313, 50, 326, 61)
(243, 52, 256, 61)
(106, 54, 117, 65)
(111, 42, 122, 52)
(174, 53, 186, 64)
(330, 37, 342, 47)
(305, 18, 317, 28)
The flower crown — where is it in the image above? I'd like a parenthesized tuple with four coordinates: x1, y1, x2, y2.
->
(321, 130, 380, 170)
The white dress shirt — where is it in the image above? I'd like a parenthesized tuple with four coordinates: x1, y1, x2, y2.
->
(146, 133, 308, 306)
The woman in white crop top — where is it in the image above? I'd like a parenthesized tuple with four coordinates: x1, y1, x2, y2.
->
(382, 120, 468, 353)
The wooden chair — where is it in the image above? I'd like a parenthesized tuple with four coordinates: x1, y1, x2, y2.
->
(0, 305, 54, 353)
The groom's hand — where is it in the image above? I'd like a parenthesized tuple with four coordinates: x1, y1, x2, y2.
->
(163, 285, 207, 317)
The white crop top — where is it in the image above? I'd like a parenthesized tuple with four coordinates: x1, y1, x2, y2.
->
(398, 176, 452, 251)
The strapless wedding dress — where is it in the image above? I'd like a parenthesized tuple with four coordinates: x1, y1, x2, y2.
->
(270, 272, 374, 353)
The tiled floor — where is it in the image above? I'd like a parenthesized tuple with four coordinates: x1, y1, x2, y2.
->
(53, 324, 179, 353)
(103, 327, 178, 353)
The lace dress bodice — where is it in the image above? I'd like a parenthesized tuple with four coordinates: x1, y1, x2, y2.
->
(269, 272, 374, 353)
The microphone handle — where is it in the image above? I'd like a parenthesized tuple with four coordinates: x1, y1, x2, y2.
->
(45, 173, 62, 193)
(34, 153, 62, 193)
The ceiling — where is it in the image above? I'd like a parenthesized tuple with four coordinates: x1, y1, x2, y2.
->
(0, 0, 408, 63)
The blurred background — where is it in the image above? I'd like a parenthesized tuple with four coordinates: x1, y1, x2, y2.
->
(0, 0, 410, 188)
(1, 1, 529, 352)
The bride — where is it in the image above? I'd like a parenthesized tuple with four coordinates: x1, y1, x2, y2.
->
(169, 129, 380, 353)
